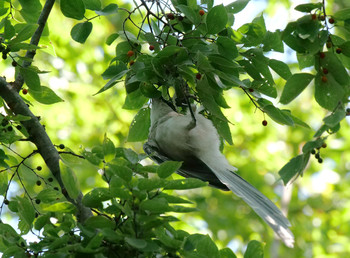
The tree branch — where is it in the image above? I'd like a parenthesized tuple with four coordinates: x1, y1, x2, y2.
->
(0, 79, 92, 222)
(14, 0, 56, 91)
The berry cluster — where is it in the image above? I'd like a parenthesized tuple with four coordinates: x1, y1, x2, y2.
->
(311, 142, 327, 163)
(0, 38, 10, 60)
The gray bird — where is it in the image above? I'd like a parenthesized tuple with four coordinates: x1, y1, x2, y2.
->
(144, 98, 294, 248)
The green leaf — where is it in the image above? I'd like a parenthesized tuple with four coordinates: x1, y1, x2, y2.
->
(280, 73, 314, 104)
(263, 31, 284, 52)
(20, 67, 41, 91)
(103, 135, 116, 162)
(127, 107, 150, 142)
(83, 188, 111, 208)
(268, 59, 292, 80)
(206, 5, 228, 34)
(176, 5, 199, 25)
(18, 0, 42, 12)
(334, 8, 350, 20)
(157, 161, 182, 178)
(123, 88, 148, 110)
(110, 178, 132, 200)
(60, 160, 80, 199)
(196, 235, 219, 257)
(95, 4, 118, 16)
(11, 24, 38, 43)
(164, 178, 208, 190)
(138, 178, 166, 191)
(84, 216, 115, 229)
(94, 70, 128, 95)
(16, 196, 35, 234)
(323, 109, 346, 127)
(225, 0, 250, 14)
(140, 198, 170, 213)
(125, 237, 147, 249)
(296, 53, 314, 69)
(158, 192, 192, 204)
(197, 76, 227, 122)
(71, 22, 93, 43)
(43, 202, 76, 213)
(108, 164, 133, 182)
(4, 18, 15, 40)
(258, 101, 294, 126)
(320, 52, 350, 86)
(0, 169, 8, 195)
(211, 115, 233, 145)
(220, 248, 237, 258)
(302, 138, 324, 153)
(294, 3, 322, 12)
(102, 63, 128, 80)
(244, 240, 264, 258)
(83, 0, 101, 10)
(278, 154, 309, 185)
(339, 41, 350, 57)
(60, 0, 85, 20)
(29, 86, 64, 105)
(314, 73, 344, 111)
(34, 214, 50, 230)
(217, 37, 238, 60)
(106, 33, 119, 45)
(36, 188, 62, 203)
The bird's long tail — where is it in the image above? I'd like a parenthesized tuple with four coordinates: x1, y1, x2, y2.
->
(208, 165, 295, 248)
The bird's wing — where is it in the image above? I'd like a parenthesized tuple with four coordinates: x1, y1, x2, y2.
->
(143, 142, 229, 190)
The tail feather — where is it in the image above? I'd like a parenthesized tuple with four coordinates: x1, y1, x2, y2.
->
(210, 167, 294, 248)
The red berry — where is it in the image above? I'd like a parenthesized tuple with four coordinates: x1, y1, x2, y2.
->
(22, 88, 28, 95)
(262, 120, 268, 126)
(196, 73, 202, 80)
(322, 68, 328, 74)
(248, 88, 254, 92)
(329, 17, 335, 24)
(336, 48, 342, 54)
(166, 13, 175, 20)
(127, 50, 134, 57)
(320, 52, 326, 59)
(199, 10, 205, 16)
(149, 45, 155, 51)
(321, 75, 328, 83)
(129, 60, 135, 66)
(319, 15, 325, 21)
(311, 14, 317, 20)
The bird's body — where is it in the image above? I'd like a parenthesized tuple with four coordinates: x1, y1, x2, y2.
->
(144, 98, 294, 248)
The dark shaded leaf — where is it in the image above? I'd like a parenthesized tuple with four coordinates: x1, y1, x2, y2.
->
(71, 22, 93, 43)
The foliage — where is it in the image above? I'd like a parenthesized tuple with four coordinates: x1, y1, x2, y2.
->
(0, 0, 349, 257)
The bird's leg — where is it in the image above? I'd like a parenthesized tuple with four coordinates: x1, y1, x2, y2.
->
(185, 94, 196, 130)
